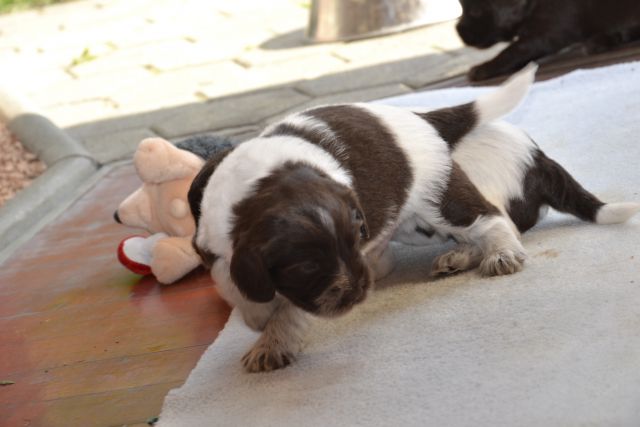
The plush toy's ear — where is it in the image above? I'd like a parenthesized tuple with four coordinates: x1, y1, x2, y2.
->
(229, 239, 276, 303)
(135, 138, 204, 184)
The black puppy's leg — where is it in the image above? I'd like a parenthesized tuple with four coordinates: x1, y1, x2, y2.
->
(584, 25, 640, 54)
(584, 33, 625, 54)
(469, 37, 567, 81)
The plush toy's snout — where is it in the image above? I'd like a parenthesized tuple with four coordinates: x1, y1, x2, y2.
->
(116, 186, 155, 232)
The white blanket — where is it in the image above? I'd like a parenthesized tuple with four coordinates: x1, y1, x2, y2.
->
(158, 62, 640, 427)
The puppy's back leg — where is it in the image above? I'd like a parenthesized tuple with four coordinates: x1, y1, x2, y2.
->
(514, 150, 640, 228)
(433, 162, 526, 277)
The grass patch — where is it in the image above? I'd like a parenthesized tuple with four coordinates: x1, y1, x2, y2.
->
(0, 0, 73, 14)
(69, 47, 96, 66)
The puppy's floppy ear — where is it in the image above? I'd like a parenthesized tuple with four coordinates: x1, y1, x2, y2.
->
(230, 239, 276, 303)
(188, 161, 216, 227)
(188, 147, 235, 227)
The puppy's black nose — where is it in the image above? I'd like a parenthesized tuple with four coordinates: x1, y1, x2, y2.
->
(113, 211, 122, 224)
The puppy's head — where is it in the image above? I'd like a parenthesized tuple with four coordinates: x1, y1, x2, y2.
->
(456, 0, 530, 48)
(202, 162, 373, 317)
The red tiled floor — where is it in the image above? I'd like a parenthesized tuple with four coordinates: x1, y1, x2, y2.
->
(0, 164, 231, 427)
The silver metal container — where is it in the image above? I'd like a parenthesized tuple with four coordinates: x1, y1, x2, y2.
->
(306, 0, 461, 43)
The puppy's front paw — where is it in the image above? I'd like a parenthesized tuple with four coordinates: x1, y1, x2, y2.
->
(242, 343, 294, 373)
(479, 250, 526, 276)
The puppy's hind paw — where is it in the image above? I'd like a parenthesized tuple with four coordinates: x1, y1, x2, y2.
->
(430, 244, 482, 277)
(242, 343, 294, 373)
(479, 250, 526, 277)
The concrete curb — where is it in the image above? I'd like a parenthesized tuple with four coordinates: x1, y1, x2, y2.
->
(0, 85, 100, 264)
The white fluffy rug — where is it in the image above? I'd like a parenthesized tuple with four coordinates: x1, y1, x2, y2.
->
(158, 62, 640, 427)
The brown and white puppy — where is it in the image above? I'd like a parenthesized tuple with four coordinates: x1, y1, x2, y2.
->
(189, 65, 640, 372)
(457, 0, 640, 81)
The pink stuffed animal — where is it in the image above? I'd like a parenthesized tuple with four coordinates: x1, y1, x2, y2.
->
(114, 135, 233, 284)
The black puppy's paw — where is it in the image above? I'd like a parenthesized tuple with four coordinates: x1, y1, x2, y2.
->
(468, 62, 497, 81)
(582, 33, 623, 55)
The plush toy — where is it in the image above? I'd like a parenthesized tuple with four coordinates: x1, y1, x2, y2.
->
(114, 134, 234, 284)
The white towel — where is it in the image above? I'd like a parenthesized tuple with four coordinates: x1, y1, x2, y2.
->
(158, 62, 640, 427)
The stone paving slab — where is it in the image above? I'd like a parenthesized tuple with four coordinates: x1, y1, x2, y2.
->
(332, 22, 455, 63)
(404, 44, 504, 88)
(266, 83, 413, 124)
(83, 127, 159, 164)
(236, 40, 341, 67)
(27, 67, 150, 110)
(294, 52, 458, 96)
(197, 55, 349, 100)
(66, 108, 180, 142)
(152, 87, 310, 138)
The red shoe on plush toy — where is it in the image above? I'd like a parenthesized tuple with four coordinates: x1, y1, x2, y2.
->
(114, 135, 233, 284)
(117, 233, 167, 276)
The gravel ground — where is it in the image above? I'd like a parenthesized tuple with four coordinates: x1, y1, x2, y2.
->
(0, 122, 46, 207)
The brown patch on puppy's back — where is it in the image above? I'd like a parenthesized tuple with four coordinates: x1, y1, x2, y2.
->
(416, 102, 477, 149)
(297, 105, 413, 239)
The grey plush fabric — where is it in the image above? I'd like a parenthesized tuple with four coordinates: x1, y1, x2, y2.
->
(175, 134, 236, 160)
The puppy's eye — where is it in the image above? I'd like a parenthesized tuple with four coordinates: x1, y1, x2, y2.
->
(293, 261, 320, 275)
(352, 208, 368, 239)
(359, 224, 367, 239)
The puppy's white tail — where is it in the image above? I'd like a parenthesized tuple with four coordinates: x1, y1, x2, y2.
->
(416, 63, 537, 147)
(596, 202, 640, 224)
(474, 62, 537, 125)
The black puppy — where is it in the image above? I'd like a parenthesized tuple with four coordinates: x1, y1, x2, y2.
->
(457, 0, 640, 81)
